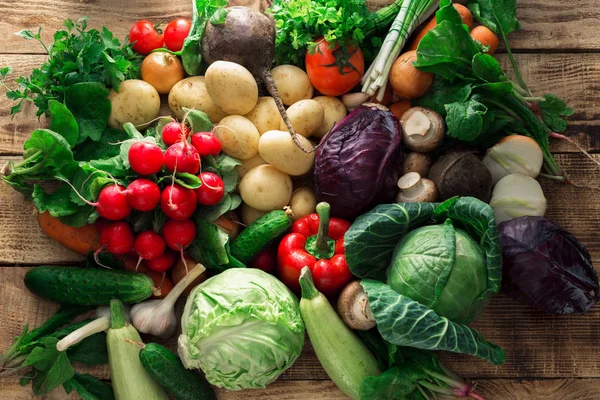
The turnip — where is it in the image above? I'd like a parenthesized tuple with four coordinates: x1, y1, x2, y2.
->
(482, 136, 543, 185)
(160, 184, 197, 220)
(201, 6, 311, 152)
(490, 173, 547, 224)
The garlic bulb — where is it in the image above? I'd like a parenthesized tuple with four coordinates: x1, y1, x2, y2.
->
(131, 263, 206, 338)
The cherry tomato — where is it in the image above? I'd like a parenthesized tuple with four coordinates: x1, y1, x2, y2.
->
(196, 172, 225, 206)
(129, 20, 163, 55)
(305, 39, 365, 97)
(163, 18, 192, 52)
(191, 132, 222, 157)
(249, 246, 277, 274)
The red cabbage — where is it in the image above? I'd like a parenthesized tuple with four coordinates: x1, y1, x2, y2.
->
(498, 216, 599, 314)
(313, 105, 402, 219)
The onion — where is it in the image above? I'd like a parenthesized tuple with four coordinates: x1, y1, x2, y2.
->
(141, 52, 185, 94)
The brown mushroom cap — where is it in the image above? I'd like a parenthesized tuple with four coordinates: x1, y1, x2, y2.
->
(337, 281, 376, 331)
(400, 107, 445, 153)
(403, 152, 434, 178)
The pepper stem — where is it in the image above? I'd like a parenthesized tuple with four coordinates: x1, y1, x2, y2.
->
(315, 202, 331, 252)
(109, 299, 127, 329)
(299, 267, 319, 300)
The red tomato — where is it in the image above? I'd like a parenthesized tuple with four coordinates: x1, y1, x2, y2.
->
(164, 18, 192, 52)
(129, 20, 163, 55)
(305, 39, 365, 97)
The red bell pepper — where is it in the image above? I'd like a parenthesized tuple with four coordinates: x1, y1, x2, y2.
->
(277, 202, 353, 296)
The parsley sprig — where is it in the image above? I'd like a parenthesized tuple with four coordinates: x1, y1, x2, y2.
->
(0, 17, 141, 117)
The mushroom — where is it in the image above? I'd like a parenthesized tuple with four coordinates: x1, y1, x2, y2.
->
(337, 281, 376, 331)
(395, 172, 438, 203)
(403, 152, 433, 178)
(399, 107, 445, 153)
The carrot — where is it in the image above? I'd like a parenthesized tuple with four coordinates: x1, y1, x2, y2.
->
(471, 26, 499, 55)
(123, 255, 150, 273)
(369, 84, 393, 106)
(389, 51, 434, 100)
(145, 270, 174, 299)
(408, 4, 473, 51)
(214, 212, 241, 239)
(37, 211, 101, 256)
(389, 100, 412, 120)
(171, 254, 209, 295)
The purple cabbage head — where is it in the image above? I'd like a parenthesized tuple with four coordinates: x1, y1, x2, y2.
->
(313, 105, 402, 219)
(498, 216, 599, 314)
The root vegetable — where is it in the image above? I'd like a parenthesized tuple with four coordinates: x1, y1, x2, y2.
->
(337, 281, 376, 331)
(389, 100, 411, 120)
(215, 115, 260, 160)
(279, 99, 324, 137)
(214, 212, 241, 239)
(395, 172, 438, 203)
(98, 221, 135, 255)
(400, 107, 445, 152)
(164, 141, 201, 174)
(407, 4, 473, 51)
(312, 96, 347, 138)
(201, 7, 311, 152)
(135, 231, 166, 262)
(204, 61, 258, 115)
(168, 76, 228, 123)
(239, 165, 293, 211)
(271, 65, 314, 106)
(160, 184, 197, 221)
(128, 142, 164, 175)
(341, 92, 370, 112)
(244, 97, 281, 134)
(37, 212, 100, 256)
(108, 79, 160, 129)
(389, 51, 434, 100)
(162, 219, 196, 252)
(490, 174, 547, 224)
(141, 52, 184, 94)
(471, 26, 500, 55)
(241, 203, 267, 225)
(258, 130, 315, 176)
(236, 153, 267, 179)
(483, 135, 544, 185)
(289, 188, 317, 220)
(403, 152, 433, 177)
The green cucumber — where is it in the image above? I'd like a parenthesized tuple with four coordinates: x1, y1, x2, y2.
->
(140, 343, 216, 400)
(24, 266, 154, 305)
(230, 208, 293, 263)
(299, 268, 380, 400)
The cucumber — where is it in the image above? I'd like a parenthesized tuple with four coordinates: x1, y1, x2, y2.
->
(24, 266, 154, 305)
(299, 268, 380, 400)
(140, 343, 216, 400)
(230, 209, 293, 263)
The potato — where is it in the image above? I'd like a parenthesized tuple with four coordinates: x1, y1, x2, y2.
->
(259, 130, 315, 176)
(313, 96, 347, 138)
(244, 97, 280, 135)
(205, 61, 258, 115)
(168, 76, 228, 123)
(239, 165, 293, 211)
(215, 115, 260, 160)
(271, 65, 313, 106)
(241, 203, 268, 226)
(290, 188, 317, 220)
(108, 80, 160, 129)
(235, 153, 267, 179)
(279, 99, 324, 137)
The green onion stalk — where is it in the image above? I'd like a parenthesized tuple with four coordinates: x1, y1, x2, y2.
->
(362, 0, 439, 101)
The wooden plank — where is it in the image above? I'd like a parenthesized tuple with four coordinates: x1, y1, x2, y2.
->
(1, 53, 599, 156)
(0, 0, 599, 54)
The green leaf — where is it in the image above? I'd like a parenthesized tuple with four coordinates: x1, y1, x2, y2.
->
(175, 172, 202, 189)
(209, 8, 230, 25)
(539, 94, 574, 133)
(63, 373, 115, 400)
(48, 100, 79, 147)
(65, 83, 111, 143)
(471, 53, 507, 83)
(183, 108, 214, 133)
(58, 206, 98, 228)
(215, 154, 242, 172)
(74, 128, 128, 161)
(435, 0, 463, 25)
(23, 337, 75, 395)
(119, 137, 156, 169)
(32, 185, 79, 217)
(468, 0, 520, 36)
(415, 79, 473, 117)
(195, 193, 233, 222)
(0, 66, 13, 79)
(345, 203, 437, 280)
(189, 214, 235, 271)
(362, 280, 506, 365)
(360, 365, 426, 400)
(15, 29, 39, 40)
(19, 129, 77, 179)
(444, 97, 489, 141)
(221, 169, 238, 192)
(67, 333, 108, 366)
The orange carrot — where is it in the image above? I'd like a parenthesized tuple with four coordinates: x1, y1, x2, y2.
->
(37, 211, 100, 256)
(471, 26, 499, 55)
(145, 270, 174, 299)
(389, 100, 412, 120)
(369, 84, 393, 106)
(408, 4, 473, 51)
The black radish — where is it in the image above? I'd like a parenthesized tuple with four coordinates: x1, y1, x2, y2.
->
(202, 6, 311, 152)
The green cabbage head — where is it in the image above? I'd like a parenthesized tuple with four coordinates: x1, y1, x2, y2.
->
(178, 268, 305, 390)
(387, 220, 488, 324)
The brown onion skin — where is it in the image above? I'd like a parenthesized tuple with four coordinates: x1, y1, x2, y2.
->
(141, 52, 184, 94)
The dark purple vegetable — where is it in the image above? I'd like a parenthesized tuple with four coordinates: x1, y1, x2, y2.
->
(499, 216, 599, 314)
(314, 104, 402, 219)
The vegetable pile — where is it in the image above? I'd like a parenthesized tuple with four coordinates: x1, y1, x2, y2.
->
(0, 0, 598, 399)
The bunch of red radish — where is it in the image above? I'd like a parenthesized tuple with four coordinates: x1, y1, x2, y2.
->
(90, 121, 225, 273)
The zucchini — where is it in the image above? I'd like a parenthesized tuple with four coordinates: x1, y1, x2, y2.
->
(107, 300, 168, 400)
(24, 266, 153, 305)
(230, 208, 293, 263)
(140, 343, 216, 400)
(299, 268, 380, 400)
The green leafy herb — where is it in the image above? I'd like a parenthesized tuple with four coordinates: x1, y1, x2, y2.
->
(189, 214, 245, 271)
(65, 83, 112, 143)
(1, 17, 140, 117)
(63, 373, 115, 400)
(32, 185, 79, 217)
(48, 100, 79, 147)
(539, 94, 574, 133)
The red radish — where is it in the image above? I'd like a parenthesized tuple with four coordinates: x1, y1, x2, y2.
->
(163, 219, 196, 251)
(164, 142, 201, 174)
(126, 179, 160, 211)
(162, 121, 191, 146)
(128, 142, 164, 175)
(196, 172, 225, 206)
(146, 249, 177, 272)
(161, 184, 197, 220)
(249, 246, 277, 274)
(96, 184, 131, 220)
(97, 221, 135, 255)
(134, 231, 166, 261)
(191, 132, 222, 157)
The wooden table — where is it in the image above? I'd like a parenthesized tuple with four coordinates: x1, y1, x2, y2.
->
(1, 1, 600, 399)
